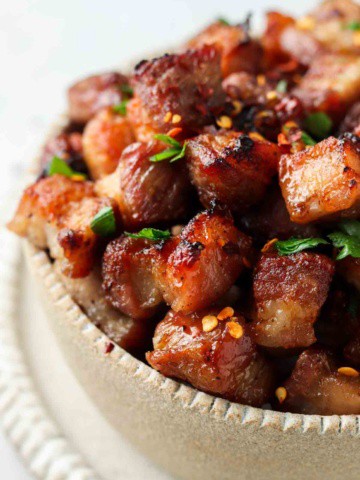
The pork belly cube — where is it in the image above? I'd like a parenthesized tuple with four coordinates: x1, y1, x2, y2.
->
(8, 175, 95, 248)
(239, 186, 319, 244)
(102, 236, 163, 320)
(68, 72, 129, 124)
(82, 107, 135, 179)
(253, 252, 334, 348)
(95, 141, 191, 230)
(126, 97, 159, 143)
(132, 46, 225, 133)
(39, 132, 86, 174)
(185, 21, 262, 77)
(281, 347, 360, 415)
(279, 135, 360, 223)
(292, 54, 360, 119)
(54, 263, 153, 355)
(187, 132, 279, 213)
(261, 11, 296, 68)
(338, 101, 360, 134)
(279, 27, 324, 67)
(146, 309, 275, 406)
(153, 211, 253, 313)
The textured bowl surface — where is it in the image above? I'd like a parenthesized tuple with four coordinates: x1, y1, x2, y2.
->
(24, 240, 360, 480)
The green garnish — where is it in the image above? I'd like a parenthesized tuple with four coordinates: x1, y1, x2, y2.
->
(304, 112, 333, 139)
(113, 99, 129, 116)
(47, 156, 86, 179)
(345, 21, 360, 31)
(301, 131, 317, 146)
(217, 17, 230, 25)
(275, 237, 328, 256)
(90, 206, 116, 236)
(120, 84, 134, 96)
(328, 231, 360, 260)
(150, 134, 187, 163)
(125, 228, 171, 241)
(276, 79, 288, 94)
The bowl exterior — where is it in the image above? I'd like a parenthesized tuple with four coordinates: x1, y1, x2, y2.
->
(24, 242, 360, 480)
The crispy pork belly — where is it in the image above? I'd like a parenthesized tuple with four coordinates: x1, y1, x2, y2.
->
(253, 252, 334, 348)
(292, 54, 360, 119)
(132, 46, 225, 133)
(39, 132, 85, 174)
(261, 11, 296, 68)
(239, 186, 319, 244)
(279, 134, 360, 223)
(281, 347, 360, 415)
(96, 141, 191, 230)
(54, 262, 152, 354)
(153, 211, 253, 313)
(68, 72, 129, 124)
(82, 107, 135, 179)
(185, 20, 262, 77)
(102, 236, 163, 320)
(146, 309, 275, 406)
(126, 97, 159, 142)
(8, 175, 118, 278)
(187, 132, 279, 213)
(338, 101, 360, 134)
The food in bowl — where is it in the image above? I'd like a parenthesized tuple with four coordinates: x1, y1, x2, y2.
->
(8, 0, 360, 415)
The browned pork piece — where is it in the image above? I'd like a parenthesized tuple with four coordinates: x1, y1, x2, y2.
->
(132, 46, 225, 134)
(261, 11, 297, 68)
(280, 347, 360, 415)
(82, 107, 135, 179)
(252, 251, 334, 348)
(153, 211, 253, 313)
(292, 53, 360, 119)
(40, 132, 85, 173)
(187, 132, 279, 213)
(339, 101, 360, 134)
(102, 236, 163, 321)
(185, 19, 262, 77)
(279, 134, 360, 224)
(95, 140, 192, 230)
(8, 175, 119, 278)
(337, 256, 360, 291)
(147, 309, 275, 406)
(68, 72, 130, 124)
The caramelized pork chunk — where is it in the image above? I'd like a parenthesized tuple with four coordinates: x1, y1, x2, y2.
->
(132, 46, 225, 133)
(261, 11, 296, 68)
(68, 72, 129, 124)
(96, 141, 191, 230)
(185, 20, 262, 77)
(253, 252, 334, 348)
(40, 132, 85, 174)
(281, 347, 360, 415)
(147, 309, 275, 406)
(153, 211, 253, 313)
(102, 236, 162, 320)
(187, 132, 279, 213)
(82, 108, 135, 179)
(292, 54, 360, 119)
(126, 97, 159, 143)
(279, 135, 360, 223)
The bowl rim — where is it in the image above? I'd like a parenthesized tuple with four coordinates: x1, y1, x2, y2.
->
(24, 113, 360, 438)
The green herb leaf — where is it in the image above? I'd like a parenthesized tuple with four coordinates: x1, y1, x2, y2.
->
(301, 131, 317, 146)
(304, 112, 333, 139)
(217, 17, 230, 25)
(125, 228, 171, 241)
(346, 21, 360, 31)
(339, 220, 360, 238)
(169, 142, 187, 163)
(276, 79, 288, 94)
(275, 237, 329, 256)
(90, 206, 116, 236)
(328, 231, 360, 260)
(150, 148, 182, 162)
(47, 156, 87, 179)
(113, 99, 129, 115)
(120, 84, 134, 96)
(153, 134, 181, 148)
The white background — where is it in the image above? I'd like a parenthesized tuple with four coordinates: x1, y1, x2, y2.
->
(1, 0, 313, 477)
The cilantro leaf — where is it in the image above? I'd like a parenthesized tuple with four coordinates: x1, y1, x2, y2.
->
(113, 99, 129, 115)
(125, 228, 171, 241)
(301, 131, 317, 146)
(150, 135, 186, 163)
(153, 134, 181, 148)
(217, 17, 230, 25)
(304, 112, 333, 139)
(328, 231, 360, 260)
(90, 206, 116, 236)
(47, 156, 87, 179)
(275, 237, 329, 256)
(346, 21, 360, 31)
(120, 84, 134, 96)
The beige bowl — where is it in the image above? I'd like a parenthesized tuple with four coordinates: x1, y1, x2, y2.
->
(24, 240, 360, 480)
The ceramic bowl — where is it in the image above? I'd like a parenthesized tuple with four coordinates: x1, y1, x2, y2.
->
(22, 116, 360, 480)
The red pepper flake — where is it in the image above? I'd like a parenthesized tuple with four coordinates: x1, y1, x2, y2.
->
(166, 127, 183, 138)
(105, 342, 115, 354)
